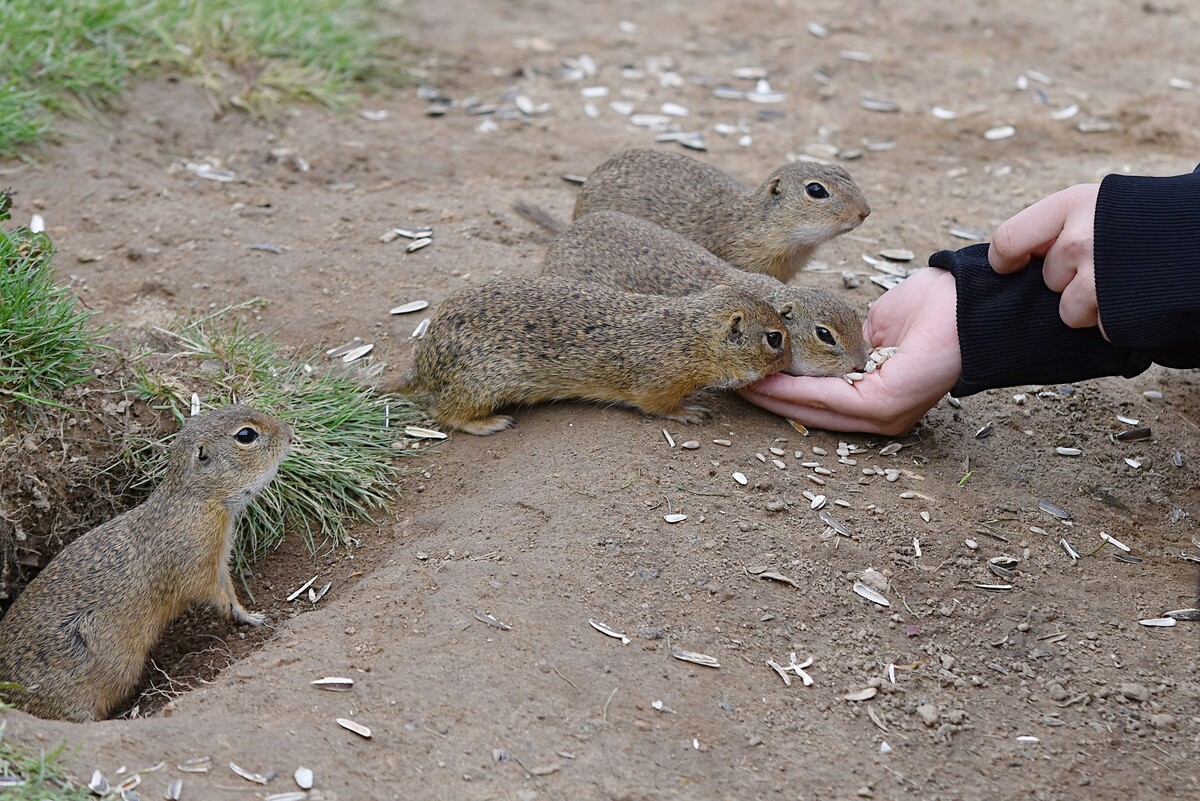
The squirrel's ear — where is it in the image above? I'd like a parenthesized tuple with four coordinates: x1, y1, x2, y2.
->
(725, 311, 745, 342)
(768, 176, 783, 196)
(776, 301, 797, 321)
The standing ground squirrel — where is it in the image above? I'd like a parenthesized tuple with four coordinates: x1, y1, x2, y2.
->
(543, 210, 868, 376)
(393, 276, 792, 434)
(0, 405, 292, 722)
(573, 148, 870, 282)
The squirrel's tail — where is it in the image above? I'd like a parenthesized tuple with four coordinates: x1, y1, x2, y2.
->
(513, 201, 565, 235)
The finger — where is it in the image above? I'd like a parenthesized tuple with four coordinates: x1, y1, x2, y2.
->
(1058, 278, 1100, 329)
(988, 189, 1079, 274)
(738, 387, 902, 435)
(1039, 246, 1074, 294)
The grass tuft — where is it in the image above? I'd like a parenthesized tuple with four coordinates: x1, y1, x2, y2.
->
(0, 198, 108, 416)
(0, 0, 408, 154)
(0, 720, 91, 801)
(130, 302, 425, 568)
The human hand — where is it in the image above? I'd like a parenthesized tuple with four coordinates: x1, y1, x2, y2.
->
(988, 183, 1104, 334)
(738, 268, 961, 435)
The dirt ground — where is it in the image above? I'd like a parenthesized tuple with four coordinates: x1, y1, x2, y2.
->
(3, 0, 1200, 798)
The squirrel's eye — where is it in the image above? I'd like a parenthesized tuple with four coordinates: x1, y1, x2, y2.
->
(235, 427, 259, 445)
(805, 182, 830, 199)
(765, 331, 783, 349)
(815, 326, 837, 346)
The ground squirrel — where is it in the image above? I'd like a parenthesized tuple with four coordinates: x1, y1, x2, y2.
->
(0, 405, 292, 722)
(394, 275, 792, 434)
(572, 148, 870, 282)
(542, 210, 868, 376)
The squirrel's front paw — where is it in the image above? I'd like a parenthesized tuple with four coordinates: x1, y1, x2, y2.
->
(231, 606, 268, 626)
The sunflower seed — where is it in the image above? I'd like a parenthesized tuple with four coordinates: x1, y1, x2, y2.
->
(294, 767, 314, 790)
(336, 718, 373, 738)
(712, 86, 745, 100)
(474, 610, 512, 631)
(1173, 451, 1185, 467)
(671, 648, 721, 668)
(949, 226, 987, 241)
(753, 570, 801, 589)
(1100, 532, 1131, 552)
(984, 125, 1016, 140)
(1124, 458, 1141, 469)
(820, 509, 852, 537)
(89, 770, 110, 795)
(1055, 446, 1082, 456)
(1039, 499, 1072, 519)
(229, 763, 269, 785)
(1163, 608, 1200, 621)
(661, 102, 689, 117)
(410, 318, 431, 339)
(287, 575, 318, 601)
(390, 300, 429, 315)
(772, 459, 787, 470)
(1114, 553, 1143, 564)
(713, 438, 732, 446)
(663, 513, 687, 523)
(806, 21, 828, 38)
(681, 440, 700, 449)
(326, 337, 363, 358)
(405, 237, 432, 253)
(810, 494, 827, 510)
(1050, 104, 1079, 121)
(166, 777, 183, 800)
(879, 442, 903, 456)
(860, 96, 898, 113)
(1116, 427, 1151, 442)
(341, 343, 374, 363)
(311, 676, 355, 691)
(662, 428, 676, 448)
(403, 426, 447, 439)
(1169, 77, 1194, 90)
(177, 757, 213, 774)
(1138, 618, 1177, 628)
(931, 106, 958, 120)
(265, 793, 307, 801)
(841, 50, 873, 63)
(975, 424, 993, 439)
(1077, 118, 1113, 133)
(732, 472, 748, 485)
(988, 556, 1020, 579)
(853, 581, 890, 607)
(580, 86, 608, 98)
(588, 618, 630, 644)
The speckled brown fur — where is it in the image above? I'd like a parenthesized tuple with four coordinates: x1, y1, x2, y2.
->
(573, 148, 870, 282)
(0, 405, 292, 721)
(394, 276, 792, 435)
(544, 210, 868, 376)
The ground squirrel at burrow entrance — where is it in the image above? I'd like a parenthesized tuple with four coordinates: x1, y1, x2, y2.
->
(572, 148, 870, 282)
(542, 210, 868, 376)
(0, 405, 292, 722)
(393, 275, 792, 435)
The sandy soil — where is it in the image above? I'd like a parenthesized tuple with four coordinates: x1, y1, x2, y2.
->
(3, 1, 1199, 799)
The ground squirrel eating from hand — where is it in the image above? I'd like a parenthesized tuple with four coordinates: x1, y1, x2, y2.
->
(542, 210, 868, 376)
(393, 275, 792, 434)
(0, 405, 292, 722)
(572, 148, 870, 282)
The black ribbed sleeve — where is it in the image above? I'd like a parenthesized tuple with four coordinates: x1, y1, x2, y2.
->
(931, 245, 1156, 396)
(1094, 167, 1200, 349)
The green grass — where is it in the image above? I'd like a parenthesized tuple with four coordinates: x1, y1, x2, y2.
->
(0, 0, 407, 156)
(0, 720, 90, 801)
(0, 191, 108, 416)
(130, 303, 426, 567)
